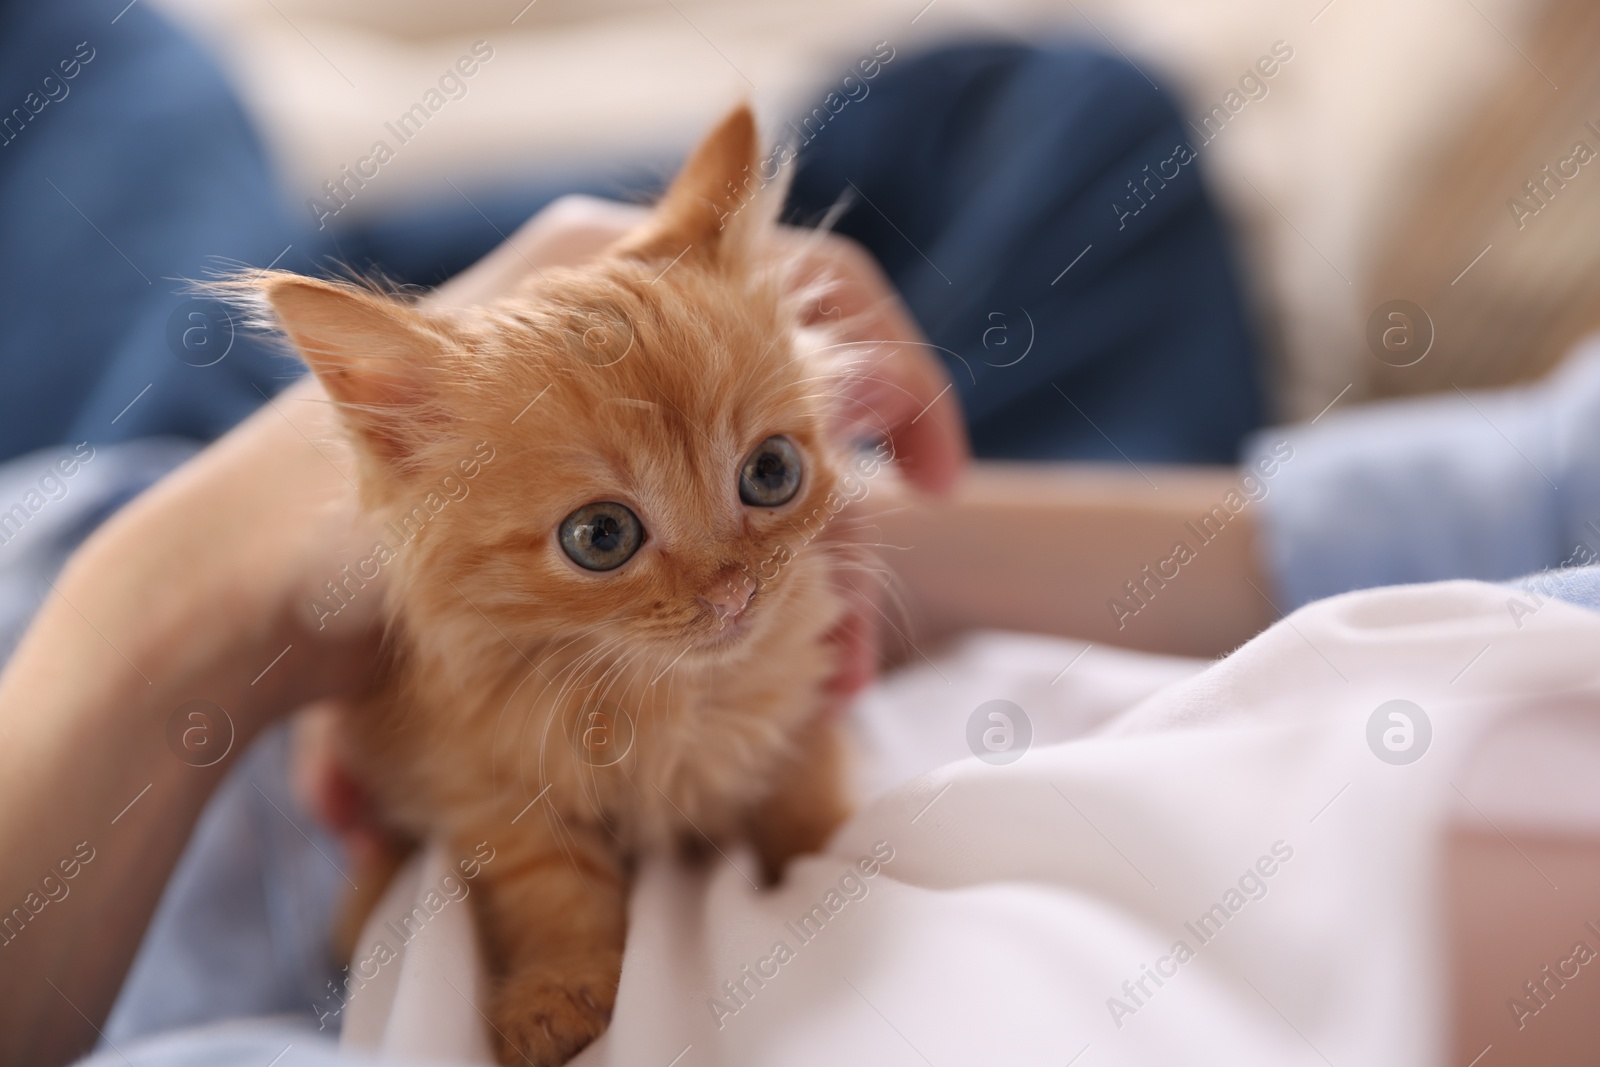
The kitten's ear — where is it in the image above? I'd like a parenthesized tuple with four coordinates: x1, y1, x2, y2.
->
(613, 104, 770, 267)
(256, 273, 450, 464)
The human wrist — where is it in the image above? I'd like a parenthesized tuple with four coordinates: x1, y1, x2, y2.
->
(46, 501, 261, 739)
(42, 424, 324, 740)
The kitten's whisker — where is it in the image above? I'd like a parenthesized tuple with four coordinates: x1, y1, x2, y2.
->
(545, 631, 645, 771)
(850, 563, 917, 662)
(825, 508, 915, 527)
(824, 371, 925, 398)
(533, 636, 626, 777)
(847, 540, 915, 553)
(648, 640, 697, 686)
(793, 392, 887, 408)
(538, 626, 624, 687)
(738, 339, 806, 398)
(544, 636, 628, 717)
(833, 558, 897, 582)
(571, 643, 647, 822)
(531, 614, 640, 676)
(523, 637, 640, 886)
(807, 338, 977, 389)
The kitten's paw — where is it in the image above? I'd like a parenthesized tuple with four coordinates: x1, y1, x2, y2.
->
(490, 954, 620, 1067)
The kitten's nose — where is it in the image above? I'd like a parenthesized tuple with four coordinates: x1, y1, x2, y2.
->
(698, 572, 754, 624)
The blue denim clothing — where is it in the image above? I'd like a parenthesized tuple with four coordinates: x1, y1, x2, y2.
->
(0, 439, 198, 662)
(75, 1020, 377, 1067)
(1244, 336, 1600, 609)
(0, 0, 324, 455)
(0, 8, 1264, 468)
(101, 725, 347, 1045)
(785, 43, 1266, 462)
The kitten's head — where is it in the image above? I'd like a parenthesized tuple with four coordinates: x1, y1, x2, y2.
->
(255, 107, 861, 664)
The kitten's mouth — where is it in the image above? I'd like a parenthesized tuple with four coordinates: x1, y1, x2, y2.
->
(692, 590, 770, 653)
(697, 609, 755, 650)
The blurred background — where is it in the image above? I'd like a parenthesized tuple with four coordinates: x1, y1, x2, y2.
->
(148, 0, 1593, 420)
(10, 0, 1598, 461)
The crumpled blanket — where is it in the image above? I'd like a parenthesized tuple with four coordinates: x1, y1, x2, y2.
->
(326, 579, 1600, 1067)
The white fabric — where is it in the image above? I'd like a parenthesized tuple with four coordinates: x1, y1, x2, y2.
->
(344, 579, 1600, 1065)
(342, 848, 496, 1064)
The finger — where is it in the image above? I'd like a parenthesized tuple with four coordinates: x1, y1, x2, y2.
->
(789, 235, 969, 494)
(824, 596, 878, 700)
(843, 338, 968, 494)
(431, 196, 648, 308)
(291, 704, 388, 859)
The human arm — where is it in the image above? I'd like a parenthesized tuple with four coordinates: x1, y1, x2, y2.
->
(0, 377, 376, 1065)
(874, 463, 1276, 659)
(878, 332, 1600, 661)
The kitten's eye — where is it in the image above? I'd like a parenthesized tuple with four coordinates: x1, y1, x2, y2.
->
(559, 502, 644, 572)
(739, 436, 802, 507)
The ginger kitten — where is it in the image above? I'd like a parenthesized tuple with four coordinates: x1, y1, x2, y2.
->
(254, 107, 866, 1064)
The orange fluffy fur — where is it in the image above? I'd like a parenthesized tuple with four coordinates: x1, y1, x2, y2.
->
(255, 107, 864, 1065)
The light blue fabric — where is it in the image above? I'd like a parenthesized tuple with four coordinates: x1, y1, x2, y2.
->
(74, 1018, 408, 1067)
(1245, 336, 1600, 609)
(102, 725, 347, 1047)
(0, 439, 199, 661)
(1502, 561, 1600, 615)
